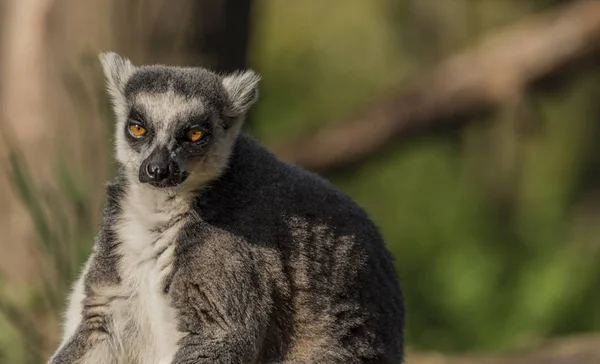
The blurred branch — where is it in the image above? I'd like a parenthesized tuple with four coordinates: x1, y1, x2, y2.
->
(192, 0, 253, 73)
(408, 334, 600, 364)
(270, 0, 600, 172)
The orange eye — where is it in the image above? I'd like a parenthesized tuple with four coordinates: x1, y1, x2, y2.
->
(187, 129, 203, 142)
(129, 124, 147, 138)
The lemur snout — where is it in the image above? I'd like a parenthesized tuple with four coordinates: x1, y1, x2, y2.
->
(139, 147, 187, 187)
(146, 161, 171, 182)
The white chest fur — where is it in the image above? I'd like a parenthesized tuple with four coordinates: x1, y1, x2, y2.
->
(114, 187, 189, 364)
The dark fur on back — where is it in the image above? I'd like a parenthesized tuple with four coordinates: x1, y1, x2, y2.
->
(170, 134, 405, 362)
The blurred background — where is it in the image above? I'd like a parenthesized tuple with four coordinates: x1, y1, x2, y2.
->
(1, 0, 600, 363)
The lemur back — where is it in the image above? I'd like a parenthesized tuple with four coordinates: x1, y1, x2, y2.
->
(49, 53, 405, 364)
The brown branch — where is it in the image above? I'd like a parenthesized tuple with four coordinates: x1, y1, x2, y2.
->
(407, 334, 600, 364)
(269, 0, 600, 172)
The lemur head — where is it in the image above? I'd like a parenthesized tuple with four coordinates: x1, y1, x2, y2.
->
(99, 52, 260, 191)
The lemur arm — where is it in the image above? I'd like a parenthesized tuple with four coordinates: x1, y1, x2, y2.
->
(48, 249, 122, 363)
(48, 267, 89, 364)
(170, 239, 273, 364)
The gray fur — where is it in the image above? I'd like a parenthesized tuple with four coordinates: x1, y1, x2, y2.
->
(49, 53, 405, 364)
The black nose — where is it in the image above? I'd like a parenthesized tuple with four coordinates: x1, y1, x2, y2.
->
(139, 147, 188, 186)
(146, 162, 172, 182)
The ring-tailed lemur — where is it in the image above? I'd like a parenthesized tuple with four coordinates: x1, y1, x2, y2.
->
(48, 52, 405, 364)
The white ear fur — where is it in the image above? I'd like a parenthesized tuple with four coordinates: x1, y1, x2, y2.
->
(222, 70, 260, 118)
(99, 52, 136, 119)
(99, 52, 136, 101)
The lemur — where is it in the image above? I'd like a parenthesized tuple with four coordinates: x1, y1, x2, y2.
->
(48, 52, 405, 364)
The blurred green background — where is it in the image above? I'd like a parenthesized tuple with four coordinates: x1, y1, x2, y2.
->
(1, 0, 599, 363)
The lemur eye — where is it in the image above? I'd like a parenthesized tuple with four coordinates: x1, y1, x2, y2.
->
(187, 129, 203, 142)
(128, 123, 147, 138)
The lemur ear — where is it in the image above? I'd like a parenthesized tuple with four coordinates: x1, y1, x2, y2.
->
(222, 70, 260, 118)
(99, 52, 136, 99)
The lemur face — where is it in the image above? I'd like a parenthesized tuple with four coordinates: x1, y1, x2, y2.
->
(99, 53, 259, 190)
(120, 68, 226, 189)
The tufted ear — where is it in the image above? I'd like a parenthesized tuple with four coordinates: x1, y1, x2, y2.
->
(222, 70, 260, 118)
(99, 52, 136, 101)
